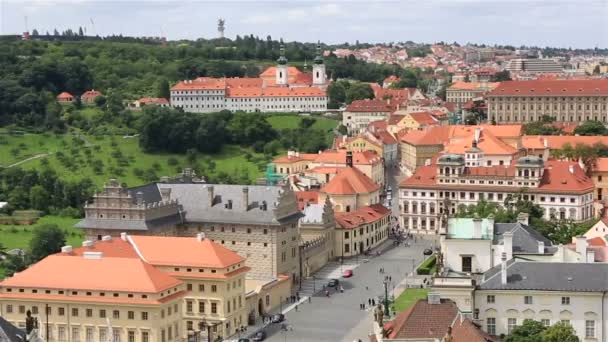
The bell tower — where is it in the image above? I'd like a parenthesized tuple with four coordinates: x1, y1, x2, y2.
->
(312, 40, 326, 85)
(276, 43, 289, 86)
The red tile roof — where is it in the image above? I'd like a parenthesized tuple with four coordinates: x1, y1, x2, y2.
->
(69, 238, 139, 258)
(409, 112, 439, 125)
(384, 299, 458, 339)
(368, 120, 388, 132)
(388, 114, 406, 126)
(346, 99, 393, 113)
(138, 97, 169, 105)
(0, 255, 181, 293)
(443, 130, 517, 156)
(334, 204, 390, 229)
(313, 149, 382, 165)
(374, 131, 398, 145)
(56, 91, 73, 100)
(334, 136, 381, 150)
(593, 158, 608, 172)
(451, 318, 496, 342)
(384, 75, 400, 84)
(295, 191, 319, 211)
(273, 153, 318, 164)
(523, 136, 608, 150)
(130, 235, 245, 268)
(401, 125, 522, 146)
(449, 81, 500, 91)
(321, 167, 379, 195)
(81, 90, 102, 99)
(400, 160, 594, 194)
(489, 80, 608, 96)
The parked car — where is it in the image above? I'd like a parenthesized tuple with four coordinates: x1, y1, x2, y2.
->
(271, 313, 285, 323)
(252, 331, 267, 341)
(342, 269, 353, 278)
(328, 278, 340, 287)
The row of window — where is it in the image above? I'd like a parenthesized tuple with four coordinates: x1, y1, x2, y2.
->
(41, 325, 152, 342)
(494, 115, 608, 123)
(494, 103, 607, 111)
(486, 295, 570, 305)
(4, 304, 152, 320)
(486, 317, 595, 338)
(405, 189, 590, 204)
(3, 287, 150, 299)
(343, 229, 389, 253)
(491, 96, 608, 102)
(173, 96, 326, 102)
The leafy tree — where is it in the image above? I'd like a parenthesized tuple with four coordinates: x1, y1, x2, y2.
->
(29, 185, 50, 211)
(29, 224, 66, 262)
(32, 29, 39, 36)
(541, 322, 579, 342)
(574, 121, 608, 136)
(327, 81, 347, 108)
(504, 319, 545, 342)
(494, 70, 512, 81)
(299, 117, 316, 129)
(94, 95, 107, 108)
(157, 79, 171, 99)
(345, 82, 374, 104)
(3, 254, 27, 277)
(337, 125, 348, 135)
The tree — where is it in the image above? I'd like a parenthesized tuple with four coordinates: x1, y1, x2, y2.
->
(3, 254, 27, 277)
(504, 319, 545, 342)
(327, 81, 347, 108)
(593, 65, 601, 75)
(29, 185, 50, 212)
(78, 26, 84, 36)
(345, 82, 374, 104)
(574, 121, 608, 136)
(32, 29, 39, 36)
(29, 224, 66, 262)
(494, 70, 512, 81)
(541, 322, 579, 342)
(157, 79, 171, 99)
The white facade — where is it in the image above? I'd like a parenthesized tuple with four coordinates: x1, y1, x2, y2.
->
(313, 64, 326, 85)
(171, 90, 328, 113)
(343, 110, 391, 135)
(475, 290, 607, 341)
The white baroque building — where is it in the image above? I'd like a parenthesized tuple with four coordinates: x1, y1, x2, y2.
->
(170, 44, 329, 113)
(399, 155, 595, 235)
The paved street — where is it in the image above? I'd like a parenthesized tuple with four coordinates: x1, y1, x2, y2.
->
(259, 237, 433, 342)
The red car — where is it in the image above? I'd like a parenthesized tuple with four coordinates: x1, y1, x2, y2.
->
(342, 269, 353, 278)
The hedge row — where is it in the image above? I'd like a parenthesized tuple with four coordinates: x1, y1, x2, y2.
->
(416, 255, 437, 275)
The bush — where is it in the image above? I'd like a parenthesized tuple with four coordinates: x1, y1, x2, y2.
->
(167, 157, 179, 166)
(416, 255, 437, 275)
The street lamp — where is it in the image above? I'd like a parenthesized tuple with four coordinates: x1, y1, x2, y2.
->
(383, 279, 390, 317)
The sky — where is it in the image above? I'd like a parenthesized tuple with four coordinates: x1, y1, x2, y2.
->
(1, 0, 607, 49)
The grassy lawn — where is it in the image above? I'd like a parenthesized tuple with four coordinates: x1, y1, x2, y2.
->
(392, 288, 430, 312)
(0, 215, 82, 251)
(0, 133, 268, 187)
(266, 114, 338, 131)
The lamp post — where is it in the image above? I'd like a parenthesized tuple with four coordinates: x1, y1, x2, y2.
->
(383, 280, 390, 317)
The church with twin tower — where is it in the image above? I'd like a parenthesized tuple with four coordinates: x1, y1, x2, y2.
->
(170, 41, 329, 113)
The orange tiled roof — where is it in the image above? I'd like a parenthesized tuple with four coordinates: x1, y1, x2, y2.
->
(0, 255, 181, 293)
(401, 125, 522, 146)
(385, 299, 458, 339)
(273, 153, 318, 164)
(448, 82, 499, 91)
(130, 236, 245, 268)
(81, 90, 102, 99)
(346, 99, 393, 113)
(56, 91, 73, 99)
(260, 66, 303, 79)
(314, 150, 381, 165)
(400, 160, 594, 193)
(368, 120, 388, 131)
(138, 97, 169, 105)
(335, 204, 390, 229)
(388, 114, 405, 126)
(443, 130, 517, 156)
(374, 131, 398, 145)
(69, 238, 139, 258)
(384, 75, 400, 83)
(305, 166, 344, 174)
(409, 112, 439, 125)
(594, 158, 608, 172)
(295, 190, 319, 211)
(321, 167, 379, 195)
(490, 80, 608, 96)
(523, 135, 608, 150)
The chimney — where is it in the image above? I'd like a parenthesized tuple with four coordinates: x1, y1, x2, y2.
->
(517, 212, 529, 225)
(503, 231, 513, 260)
(160, 188, 171, 201)
(102, 235, 112, 242)
(474, 127, 481, 143)
(473, 217, 483, 239)
(196, 232, 206, 242)
(575, 236, 587, 262)
(61, 246, 73, 254)
(82, 240, 94, 248)
(537, 241, 544, 254)
(120, 232, 128, 241)
(207, 186, 215, 206)
(427, 293, 441, 305)
(83, 251, 103, 259)
(346, 151, 353, 168)
(242, 187, 249, 211)
(135, 191, 144, 205)
(500, 252, 508, 285)
(586, 249, 595, 263)
(568, 165, 574, 174)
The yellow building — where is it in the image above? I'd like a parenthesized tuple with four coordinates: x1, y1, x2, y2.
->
(0, 233, 251, 342)
(334, 135, 383, 157)
(591, 158, 608, 201)
(0, 250, 185, 342)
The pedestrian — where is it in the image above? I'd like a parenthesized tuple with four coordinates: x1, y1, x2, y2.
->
(296, 292, 300, 301)
(365, 286, 369, 290)
(368, 298, 372, 306)
(372, 299, 376, 306)
(295, 304, 298, 312)
(308, 296, 312, 303)
(389, 276, 392, 282)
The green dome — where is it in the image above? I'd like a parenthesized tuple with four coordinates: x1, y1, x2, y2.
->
(277, 56, 288, 65)
(314, 55, 324, 65)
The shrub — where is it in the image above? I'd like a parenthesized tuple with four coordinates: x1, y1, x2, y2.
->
(167, 157, 179, 166)
(416, 255, 437, 275)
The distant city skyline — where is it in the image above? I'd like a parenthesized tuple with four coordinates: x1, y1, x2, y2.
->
(1, 0, 607, 49)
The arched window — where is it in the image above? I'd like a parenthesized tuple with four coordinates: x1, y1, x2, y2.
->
(346, 205, 351, 212)
(316, 71, 320, 78)
(279, 71, 283, 78)
(524, 169, 530, 177)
